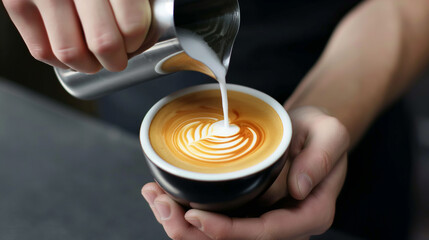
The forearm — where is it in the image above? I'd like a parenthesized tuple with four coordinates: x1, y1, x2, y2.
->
(285, 0, 429, 147)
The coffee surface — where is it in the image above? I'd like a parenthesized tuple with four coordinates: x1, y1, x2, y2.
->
(150, 89, 283, 173)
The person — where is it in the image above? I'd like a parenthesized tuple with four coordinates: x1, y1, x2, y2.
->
(3, 0, 429, 239)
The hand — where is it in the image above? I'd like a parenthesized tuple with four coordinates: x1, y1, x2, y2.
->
(141, 106, 350, 240)
(2, 0, 152, 73)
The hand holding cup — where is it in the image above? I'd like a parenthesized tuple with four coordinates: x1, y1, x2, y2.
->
(140, 84, 293, 211)
(142, 106, 349, 240)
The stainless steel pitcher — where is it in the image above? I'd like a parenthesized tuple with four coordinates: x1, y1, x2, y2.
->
(55, 0, 240, 100)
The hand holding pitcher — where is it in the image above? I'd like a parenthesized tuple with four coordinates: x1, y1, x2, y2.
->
(2, 0, 152, 73)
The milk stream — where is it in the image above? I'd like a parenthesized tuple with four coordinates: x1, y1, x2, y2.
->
(177, 29, 233, 133)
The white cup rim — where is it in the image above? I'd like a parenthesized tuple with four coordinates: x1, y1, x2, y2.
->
(140, 83, 292, 181)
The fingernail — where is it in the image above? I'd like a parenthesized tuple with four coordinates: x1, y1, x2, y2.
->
(186, 216, 202, 230)
(297, 173, 313, 197)
(142, 190, 157, 205)
(155, 200, 171, 220)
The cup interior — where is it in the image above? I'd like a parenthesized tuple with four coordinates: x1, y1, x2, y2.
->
(140, 83, 292, 181)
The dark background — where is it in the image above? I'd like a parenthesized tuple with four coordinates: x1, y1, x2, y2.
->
(1, 2, 429, 240)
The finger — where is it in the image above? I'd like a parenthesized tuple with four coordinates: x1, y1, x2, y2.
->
(185, 210, 268, 240)
(74, 0, 128, 72)
(141, 182, 165, 223)
(3, 0, 68, 68)
(154, 195, 210, 240)
(186, 157, 347, 240)
(312, 154, 348, 199)
(35, 0, 101, 73)
(266, 155, 348, 238)
(264, 156, 347, 238)
(288, 116, 349, 200)
(109, 0, 152, 53)
(267, 156, 347, 238)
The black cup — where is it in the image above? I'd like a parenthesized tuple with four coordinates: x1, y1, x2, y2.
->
(140, 84, 292, 211)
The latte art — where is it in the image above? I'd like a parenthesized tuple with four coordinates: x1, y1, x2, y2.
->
(173, 119, 263, 163)
(150, 89, 283, 174)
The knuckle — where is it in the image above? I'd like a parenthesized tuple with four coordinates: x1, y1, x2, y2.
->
(318, 148, 332, 177)
(29, 45, 54, 62)
(53, 47, 82, 64)
(326, 116, 351, 149)
(291, 133, 306, 158)
(327, 116, 343, 129)
(337, 122, 350, 148)
(322, 115, 340, 127)
(88, 33, 122, 55)
(168, 231, 185, 240)
(317, 115, 350, 150)
(256, 218, 273, 240)
(121, 20, 149, 38)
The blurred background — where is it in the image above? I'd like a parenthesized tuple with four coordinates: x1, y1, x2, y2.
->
(1, 2, 428, 240)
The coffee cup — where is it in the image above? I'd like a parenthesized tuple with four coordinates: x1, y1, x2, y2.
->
(140, 83, 292, 211)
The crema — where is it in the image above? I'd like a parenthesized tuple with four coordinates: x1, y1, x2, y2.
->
(149, 89, 283, 173)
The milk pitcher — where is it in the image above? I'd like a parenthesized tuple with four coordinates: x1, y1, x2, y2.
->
(55, 0, 240, 100)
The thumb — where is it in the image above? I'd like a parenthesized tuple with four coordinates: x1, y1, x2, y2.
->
(288, 117, 349, 200)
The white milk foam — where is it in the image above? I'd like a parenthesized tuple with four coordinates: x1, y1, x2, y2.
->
(212, 121, 240, 137)
(175, 119, 257, 162)
(178, 29, 231, 130)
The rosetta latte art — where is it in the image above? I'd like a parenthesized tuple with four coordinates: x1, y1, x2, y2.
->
(172, 117, 264, 163)
(151, 90, 283, 173)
